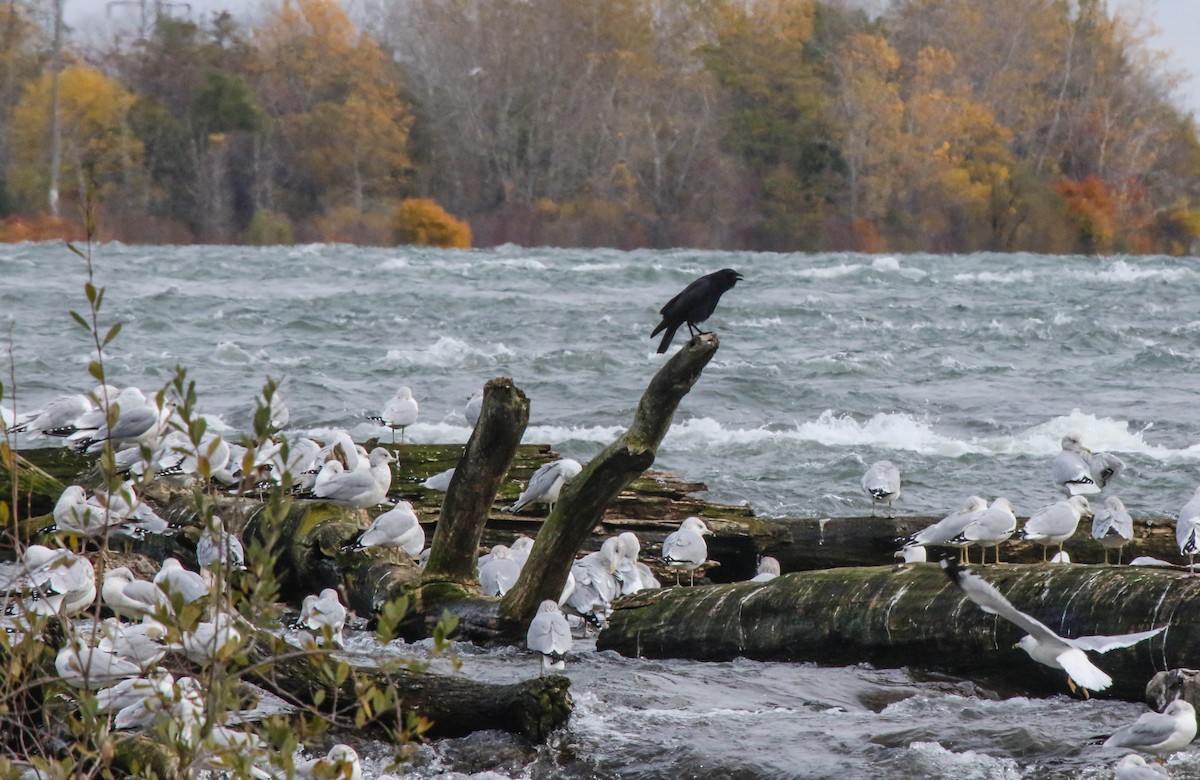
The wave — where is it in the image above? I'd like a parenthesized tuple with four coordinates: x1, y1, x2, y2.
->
(382, 336, 515, 368)
(951, 269, 1041, 285)
(1097, 259, 1195, 284)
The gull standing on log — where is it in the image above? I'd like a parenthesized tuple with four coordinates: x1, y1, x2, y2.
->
(1176, 486, 1200, 574)
(861, 460, 901, 517)
(507, 458, 583, 515)
(662, 516, 711, 585)
(343, 500, 424, 557)
(526, 600, 572, 675)
(949, 497, 1017, 565)
(901, 495, 988, 562)
(651, 268, 743, 353)
(1019, 495, 1093, 562)
(1092, 496, 1134, 565)
(376, 386, 418, 443)
(311, 447, 394, 508)
(941, 558, 1166, 696)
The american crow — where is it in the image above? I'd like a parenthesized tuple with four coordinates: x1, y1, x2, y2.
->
(650, 268, 744, 353)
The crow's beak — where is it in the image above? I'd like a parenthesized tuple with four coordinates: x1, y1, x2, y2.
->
(736, 273, 745, 281)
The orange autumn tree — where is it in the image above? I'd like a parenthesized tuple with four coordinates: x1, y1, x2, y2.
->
(251, 0, 412, 224)
(1055, 176, 1117, 254)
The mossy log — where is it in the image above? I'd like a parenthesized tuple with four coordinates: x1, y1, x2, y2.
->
(767, 514, 1190, 571)
(598, 563, 1196, 700)
(245, 638, 570, 742)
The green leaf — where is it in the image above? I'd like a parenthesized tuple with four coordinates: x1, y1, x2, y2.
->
(102, 322, 122, 346)
(69, 310, 90, 331)
(67, 242, 86, 259)
(84, 283, 97, 305)
(87, 360, 106, 383)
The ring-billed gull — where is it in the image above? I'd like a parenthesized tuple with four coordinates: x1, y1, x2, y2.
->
(507, 458, 583, 515)
(612, 532, 647, 595)
(861, 460, 901, 517)
(376, 386, 418, 444)
(662, 516, 711, 585)
(343, 501, 424, 557)
(299, 588, 347, 648)
(949, 497, 1017, 565)
(96, 617, 168, 670)
(479, 544, 522, 596)
(1176, 486, 1200, 574)
(1, 545, 97, 618)
(941, 558, 1166, 696)
(1104, 700, 1197, 762)
(1113, 754, 1170, 778)
(1053, 432, 1124, 495)
(56, 637, 142, 689)
(526, 599, 572, 675)
(154, 558, 209, 607)
(1092, 496, 1134, 565)
(565, 537, 622, 628)
(196, 515, 246, 573)
(901, 495, 988, 562)
(464, 389, 483, 427)
(102, 566, 169, 620)
(421, 466, 455, 491)
(311, 447, 393, 508)
(651, 268, 743, 353)
(295, 744, 361, 780)
(1019, 495, 1093, 562)
(749, 556, 781, 582)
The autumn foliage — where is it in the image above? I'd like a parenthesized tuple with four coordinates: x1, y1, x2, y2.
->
(392, 198, 472, 249)
(0, 0, 1198, 255)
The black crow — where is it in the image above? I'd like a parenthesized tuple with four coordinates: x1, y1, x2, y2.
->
(650, 268, 743, 353)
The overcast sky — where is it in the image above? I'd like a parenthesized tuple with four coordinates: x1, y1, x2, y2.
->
(63, 0, 1200, 118)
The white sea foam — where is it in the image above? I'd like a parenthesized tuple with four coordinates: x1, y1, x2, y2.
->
(383, 336, 515, 368)
(952, 269, 1040, 285)
(794, 263, 865, 279)
(1097, 259, 1195, 284)
(903, 742, 1022, 780)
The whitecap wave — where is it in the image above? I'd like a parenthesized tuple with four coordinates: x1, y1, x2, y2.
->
(952, 269, 1040, 285)
(383, 336, 515, 368)
(1097, 259, 1195, 284)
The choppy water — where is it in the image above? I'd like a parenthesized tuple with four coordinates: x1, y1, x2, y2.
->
(4, 243, 1200, 777)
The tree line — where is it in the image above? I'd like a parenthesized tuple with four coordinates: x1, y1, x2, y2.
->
(1, 0, 1198, 254)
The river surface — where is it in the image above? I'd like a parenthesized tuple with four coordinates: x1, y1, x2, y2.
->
(3, 243, 1200, 777)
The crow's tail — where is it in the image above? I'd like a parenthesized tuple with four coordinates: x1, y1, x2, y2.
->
(655, 324, 680, 354)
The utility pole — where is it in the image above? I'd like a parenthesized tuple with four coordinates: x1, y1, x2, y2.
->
(47, 0, 63, 216)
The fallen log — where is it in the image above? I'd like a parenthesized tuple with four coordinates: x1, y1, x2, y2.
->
(597, 563, 1198, 700)
(245, 638, 570, 742)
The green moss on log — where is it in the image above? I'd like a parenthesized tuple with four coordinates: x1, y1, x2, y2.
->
(599, 563, 1194, 700)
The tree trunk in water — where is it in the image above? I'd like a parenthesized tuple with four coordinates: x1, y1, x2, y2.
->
(500, 333, 721, 629)
(598, 563, 1194, 700)
(422, 378, 529, 584)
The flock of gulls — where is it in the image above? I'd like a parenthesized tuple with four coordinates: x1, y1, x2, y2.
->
(866, 432, 1200, 773)
(0, 374, 784, 777)
(2, 268, 1195, 776)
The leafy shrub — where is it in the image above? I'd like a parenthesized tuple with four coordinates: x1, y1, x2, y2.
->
(391, 198, 471, 249)
(243, 209, 294, 245)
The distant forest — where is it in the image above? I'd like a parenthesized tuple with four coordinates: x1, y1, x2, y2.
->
(2, 0, 1199, 254)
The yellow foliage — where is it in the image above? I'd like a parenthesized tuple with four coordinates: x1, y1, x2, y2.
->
(6, 65, 144, 210)
(392, 199, 471, 249)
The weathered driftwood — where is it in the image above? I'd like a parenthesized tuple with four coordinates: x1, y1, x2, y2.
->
(499, 334, 721, 627)
(422, 379, 529, 584)
(597, 563, 1197, 700)
(245, 638, 570, 742)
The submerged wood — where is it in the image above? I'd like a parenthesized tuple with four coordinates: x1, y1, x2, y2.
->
(245, 637, 570, 742)
(598, 563, 1197, 700)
